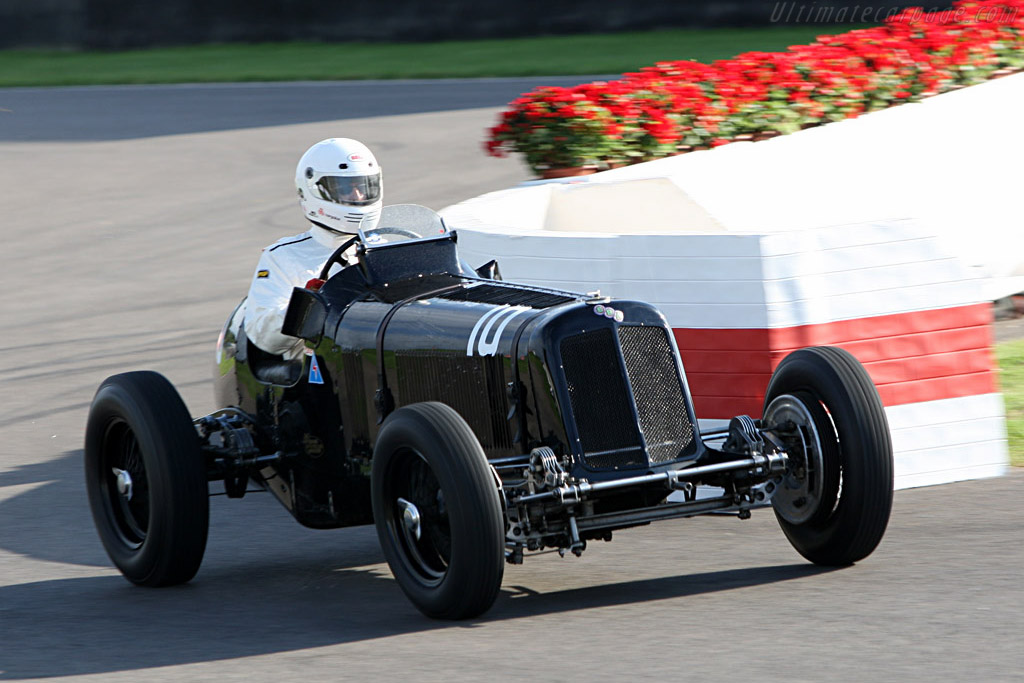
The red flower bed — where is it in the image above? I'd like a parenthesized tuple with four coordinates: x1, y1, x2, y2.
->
(486, 0, 1024, 175)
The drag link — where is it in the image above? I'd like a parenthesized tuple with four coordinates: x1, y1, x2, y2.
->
(513, 453, 788, 505)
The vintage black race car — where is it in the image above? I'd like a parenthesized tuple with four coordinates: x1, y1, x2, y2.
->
(85, 204, 894, 619)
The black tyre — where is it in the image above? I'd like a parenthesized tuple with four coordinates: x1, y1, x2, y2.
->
(763, 347, 893, 566)
(84, 371, 209, 586)
(371, 402, 504, 619)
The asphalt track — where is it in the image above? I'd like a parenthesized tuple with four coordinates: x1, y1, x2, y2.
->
(1, 80, 1022, 682)
(0, 77, 614, 142)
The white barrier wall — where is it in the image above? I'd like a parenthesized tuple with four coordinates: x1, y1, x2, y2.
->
(442, 74, 1020, 489)
(442, 214, 1009, 490)
(462, 72, 1024, 300)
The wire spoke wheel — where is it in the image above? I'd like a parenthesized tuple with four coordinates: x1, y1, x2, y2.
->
(85, 371, 209, 586)
(101, 419, 151, 546)
(386, 449, 451, 584)
(372, 402, 504, 620)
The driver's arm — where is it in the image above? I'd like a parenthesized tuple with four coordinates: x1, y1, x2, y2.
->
(243, 248, 312, 360)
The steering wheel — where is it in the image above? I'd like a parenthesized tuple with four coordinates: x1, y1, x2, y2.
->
(316, 227, 425, 281)
(317, 236, 360, 280)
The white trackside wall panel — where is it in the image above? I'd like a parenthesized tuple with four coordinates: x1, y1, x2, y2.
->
(454, 228, 773, 328)
(443, 78, 1017, 489)
(446, 223, 1010, 489)
(453, 222, 1011, 489)
(689, 400, 1006, 494)
(756, 224, 987, 328)
(885, 394, 1008, 489)
(451, 219, 989, 330)
(498, 72, 1024, 299)
(691, 398, 1008, 491)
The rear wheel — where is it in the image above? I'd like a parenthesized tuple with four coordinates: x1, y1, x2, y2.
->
(84, 371, 209, 585)
(371, 402, 504, 619)
(763, 347, 893, 565)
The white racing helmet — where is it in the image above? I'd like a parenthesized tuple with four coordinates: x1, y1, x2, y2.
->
(295, 138, 382, 233)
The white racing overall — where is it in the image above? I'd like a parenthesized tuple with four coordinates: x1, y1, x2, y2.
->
(243, 225, 351, 360)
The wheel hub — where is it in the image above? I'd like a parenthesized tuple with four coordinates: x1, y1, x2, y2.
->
(398, 497, 422, 541)
(764, 394, 825, 525)
(113, 467, 134, 501)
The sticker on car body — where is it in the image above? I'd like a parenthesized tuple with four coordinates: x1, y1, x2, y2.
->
(308, 352, 324, 384)
(467, 306, 530, 357)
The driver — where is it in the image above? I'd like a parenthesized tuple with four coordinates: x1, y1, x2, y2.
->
(243, 138, 382, 359)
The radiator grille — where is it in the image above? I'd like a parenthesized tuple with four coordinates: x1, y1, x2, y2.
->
(394, 351, 513, 453)
(618, 326, 695, 464)
(342, 351, 370, 438)
(559, 328, 645, 468)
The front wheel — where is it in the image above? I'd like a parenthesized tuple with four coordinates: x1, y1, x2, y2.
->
(84, 371, 209, 586)
(763, 347, 893, 566)
(371, 402, 505, 619)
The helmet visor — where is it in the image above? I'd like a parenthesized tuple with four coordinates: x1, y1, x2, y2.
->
(314, 173, 381, 207)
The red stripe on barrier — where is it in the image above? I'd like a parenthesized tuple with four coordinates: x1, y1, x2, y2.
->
(774, 325, 992, 365)
(692, 397, 765, 420)
(673, 303, 996, 418)
(680, 349, 775, 374)
(675, 328, 771, 350)
(685, 372, 774, 398)
(767, 304, 993, 348)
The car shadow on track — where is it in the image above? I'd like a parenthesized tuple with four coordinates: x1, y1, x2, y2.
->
(0, 451, 111, 567)
(0, 563, 829, 679)
(0, 452, 835, 678)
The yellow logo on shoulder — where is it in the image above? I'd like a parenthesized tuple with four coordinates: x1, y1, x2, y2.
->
(257, 269, 270, 279)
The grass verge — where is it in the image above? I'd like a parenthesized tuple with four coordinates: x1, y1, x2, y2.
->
(0, 26, 865, 87)
(997, 339, 1024, 467)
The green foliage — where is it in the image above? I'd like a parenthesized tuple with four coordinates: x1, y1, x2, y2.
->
(0, 27, 861, 87)
(997, 339, 1024, 467)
